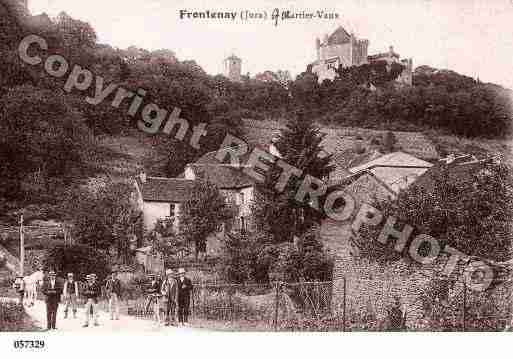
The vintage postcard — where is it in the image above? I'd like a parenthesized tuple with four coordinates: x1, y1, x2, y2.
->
(0, 0, 512, 355)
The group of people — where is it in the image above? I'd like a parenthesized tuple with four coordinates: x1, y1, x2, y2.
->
(39, 270, 104, 330)
(145, 267, 193, 326)
(12, 267, 193, 330)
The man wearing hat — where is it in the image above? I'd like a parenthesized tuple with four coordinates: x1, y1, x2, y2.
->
(105, 271, 122, 320)
(12, 274, 26, 306)
(145, 273, 162, 324)
(41, 270, 64, 330)
(161, 269, 178, 326)
(82, 273, 101, 327)
(176, 268, 193, 325)
(63, 273, 79, 319)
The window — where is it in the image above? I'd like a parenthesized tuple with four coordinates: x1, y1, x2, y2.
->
(240, 192, 245, 204)
(240, 217, 246, 234)
(169, 204, 175, 218)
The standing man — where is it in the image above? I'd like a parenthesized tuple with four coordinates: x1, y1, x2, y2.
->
(161, 269, 178, 326)
(145, 273, 162, 324)
(41, 270, 63, 330)
(63, 273, 79, 319)
(105, 271, 122, 320)
(176, 268, 193, 326)
(12, 274, 26, 306)
(82, 274, 101, 327)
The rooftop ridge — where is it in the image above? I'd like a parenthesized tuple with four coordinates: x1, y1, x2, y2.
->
(145, 176, 195, 181)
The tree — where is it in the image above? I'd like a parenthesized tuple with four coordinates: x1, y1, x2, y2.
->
(147, 217, 190, 259)
(72, 182, 139, 262)
(253, 112, 334, 242)
(273, 231, 333, 283)
(219, 232, 279, 284)
(0, 85, 94, 203)
(43, 244, 110, 282)
(355, 161, 513, 263)
(180, 180, 234, 258)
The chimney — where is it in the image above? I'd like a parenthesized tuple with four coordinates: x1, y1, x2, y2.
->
(269, 136, 282, 158)
(389, 46, 394, 54)
(139, 172, 147, 183)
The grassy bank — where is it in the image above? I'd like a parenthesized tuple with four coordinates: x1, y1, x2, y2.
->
(0, 301, 41, 332)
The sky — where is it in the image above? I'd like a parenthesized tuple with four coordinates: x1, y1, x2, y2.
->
(29, 0, 513, 89)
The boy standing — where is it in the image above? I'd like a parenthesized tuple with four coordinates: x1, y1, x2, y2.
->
(106, 271, 122, 320)
(82, 274, 101, 327)
(63, 273, 79, 319)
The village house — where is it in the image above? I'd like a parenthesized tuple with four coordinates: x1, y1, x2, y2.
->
(183, 150, 256, 234)
(133, 173, 196, 233)
(132, 149, 258, 260)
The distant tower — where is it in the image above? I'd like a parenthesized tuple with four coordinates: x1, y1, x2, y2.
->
(19, 0, 28, 10)
(224, 54, 242, 82)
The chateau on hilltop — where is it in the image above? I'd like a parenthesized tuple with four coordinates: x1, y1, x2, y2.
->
(224, 54, 242, 82)
(311, 26, 413, 85)
(18, 0, 28, 11)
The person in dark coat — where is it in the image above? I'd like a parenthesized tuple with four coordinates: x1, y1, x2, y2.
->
(63, 272, 79, 319)
(41, 270, 64, 330)
(387, 296, 406, 331)
(161, 269, 178, 326)
(145, 273, 162, 324)
(176, 268, 193, 325)
(105, 271, 122, 320)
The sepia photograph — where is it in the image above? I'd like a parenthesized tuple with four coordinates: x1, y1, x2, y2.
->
(0, 0, 512, 355)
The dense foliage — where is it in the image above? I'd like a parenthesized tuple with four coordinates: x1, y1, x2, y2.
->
(43, 243, 111, 282)
(252, 113, 334, 242)
(220, 230, 333, 285)
(180, 180, 234, 257)
(354, 162, 513, 263)
(71, 181, 139, 261)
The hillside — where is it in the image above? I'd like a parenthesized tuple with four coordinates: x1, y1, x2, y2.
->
(0, 4, 511, 267)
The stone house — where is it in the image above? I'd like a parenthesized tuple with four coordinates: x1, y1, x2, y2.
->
(183, 150, 256, 234)
(133, 173, 196, 234)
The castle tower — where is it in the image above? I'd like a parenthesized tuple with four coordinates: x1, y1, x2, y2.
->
(224, 54, 242, 82)
(19, 0, 28, 10)
(315, 38, 321, 61)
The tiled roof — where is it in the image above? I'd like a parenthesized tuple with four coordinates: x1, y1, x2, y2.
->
(350, 152, 433, 173)
(187, 165, 254, 189)
(349, 152, 433, 194)
(326, 26, 351, 45)
(413, 157, 494, 193)
(137, 177, 196, 203)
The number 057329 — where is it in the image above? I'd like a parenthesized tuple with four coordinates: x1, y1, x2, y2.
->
(13, 340, 45, 349)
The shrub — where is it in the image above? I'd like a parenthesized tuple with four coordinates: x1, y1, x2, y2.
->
(0, 302, 26, 331)
(273, 232, 333, 283)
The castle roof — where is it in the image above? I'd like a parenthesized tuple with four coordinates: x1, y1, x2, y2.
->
(368, 52, 400, 61)
(225, 54, 241, 61)
(325, 26, 352, 45)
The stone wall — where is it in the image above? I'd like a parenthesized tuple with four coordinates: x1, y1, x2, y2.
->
(320, 219, 433, 329)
